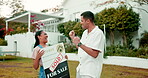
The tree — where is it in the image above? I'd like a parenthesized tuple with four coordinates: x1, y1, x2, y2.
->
(41, 5, 61, 13)
(57, 21, 84, 40)
(95, 8, 117, 45)
(8, 21, 27, 35)
(58, 21, 77, 39)
(95, 5, 140, 47)
(73, 22, 84, 38)
(0, 0, 24, 17)
(57, 22, 65, 34)
(115, 5, 140, 47)
(90, 0, 148, 13)
(0, 18, 6, 39)
(0, 17, 14, 37)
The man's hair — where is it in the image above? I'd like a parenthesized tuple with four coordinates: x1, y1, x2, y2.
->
(81, 11, 94, 22)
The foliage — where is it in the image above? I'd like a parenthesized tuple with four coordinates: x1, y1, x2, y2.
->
(95, 8, 117, 30)
(105, 45, 148, 58)
(0, 0, 24, 17)
(139, 31, 148, 47)
(126, 35, 135, 49)
(73, 22, 85, 38)
(0, 38, 7, 46)
(58, 21, 85, 39)
(0, 18, 6, 39)
(136, 47, 148, 58)
(115, 5, 140, 32)
(0, 18, 14, 37)
(64, 21, 77, 39)
(95, 5, 140, 47)
(95, 8, 117, 45)
(0, 12, 45, 36)
(90, 0, 148, 13)
(30, 14, 45, 32)
(41, 5, 61, 13)
(57, 22, 65, 34)
(58, 21, 84, 40)
(64, 43, 77, 53)
(8, 21, 28, 35)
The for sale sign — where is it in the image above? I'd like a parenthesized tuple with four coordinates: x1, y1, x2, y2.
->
(41, 43, 70, 78)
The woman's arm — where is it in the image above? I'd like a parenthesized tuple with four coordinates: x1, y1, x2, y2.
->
(33, 50, 44, 70)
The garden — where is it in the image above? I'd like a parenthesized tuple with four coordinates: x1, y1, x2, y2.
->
(0, 56, 148, 78)
(0, 4, 148, 78)
(58, 5, 148, 59)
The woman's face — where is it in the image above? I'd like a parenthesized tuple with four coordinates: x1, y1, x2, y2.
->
(38, 31, 48, 43)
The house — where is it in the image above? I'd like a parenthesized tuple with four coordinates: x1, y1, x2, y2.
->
(60, 0, 148, 48)
(1, 0, 148, 58)
(2, 11, 65, 57)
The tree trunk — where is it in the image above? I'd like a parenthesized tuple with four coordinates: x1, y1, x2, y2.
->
(122, 32, 127, 47)
(110, 30, 114, 45)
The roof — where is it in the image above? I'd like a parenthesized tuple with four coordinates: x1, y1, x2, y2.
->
(5, 11, 64, 23)
(5, 11, 64, 32)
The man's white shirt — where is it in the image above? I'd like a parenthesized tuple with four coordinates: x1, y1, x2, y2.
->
(77, 26, 105, 78)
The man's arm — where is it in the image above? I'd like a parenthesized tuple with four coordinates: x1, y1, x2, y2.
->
(73, 37, 100, 58)
(79, 44, 100, 58)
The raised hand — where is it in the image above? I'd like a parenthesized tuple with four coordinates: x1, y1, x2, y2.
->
(36, 49, 45, 60)
(69, 30, 75, 40)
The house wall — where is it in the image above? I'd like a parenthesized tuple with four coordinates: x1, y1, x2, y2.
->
(0, 32, 63, 58)
(138, 5, 148, 37)
(3, 32, 34, 57)
(62, 0, 148, 48)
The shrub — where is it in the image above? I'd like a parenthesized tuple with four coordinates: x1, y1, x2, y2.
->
(136, 47, 148, 58)
(105, 45, 148, 58)
(0, 38, 7, 46)
(105, 45, 128, 56)
(64, 43, 77, 53)
(139, 31, 148, 47)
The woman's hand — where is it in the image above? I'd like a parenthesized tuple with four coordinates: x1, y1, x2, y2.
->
(36, 49, 45, 60)
(33, 49, 45, 70)
(65, 55, 68, 59)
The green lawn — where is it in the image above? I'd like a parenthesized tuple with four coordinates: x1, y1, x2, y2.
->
(0, 56, 148, 78)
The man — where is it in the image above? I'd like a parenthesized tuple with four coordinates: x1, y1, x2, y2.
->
(69, 11, 105, 78)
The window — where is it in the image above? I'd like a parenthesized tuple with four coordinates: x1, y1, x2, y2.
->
(74, 12, 80, 22)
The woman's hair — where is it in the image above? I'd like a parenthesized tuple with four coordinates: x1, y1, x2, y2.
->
(34, 30, 43, 48)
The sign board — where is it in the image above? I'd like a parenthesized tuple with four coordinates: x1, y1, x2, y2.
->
(41, 43, 70, 78)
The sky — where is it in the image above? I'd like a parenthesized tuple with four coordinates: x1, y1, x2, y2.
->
(0, 0, 63, 17)
(23, 0, 62, 12)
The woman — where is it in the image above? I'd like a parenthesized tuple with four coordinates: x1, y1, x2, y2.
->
(32, 30, 48, 78)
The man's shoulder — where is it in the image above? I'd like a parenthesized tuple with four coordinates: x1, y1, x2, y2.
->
(95, 26, 104, 33)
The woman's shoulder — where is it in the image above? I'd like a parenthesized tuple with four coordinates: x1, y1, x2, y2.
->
(33, 46, 40, 51)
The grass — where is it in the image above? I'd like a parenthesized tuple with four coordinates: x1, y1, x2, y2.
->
(0, 56, 148, 78)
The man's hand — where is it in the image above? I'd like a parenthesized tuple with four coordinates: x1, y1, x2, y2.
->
(69, 30, 75, 40)
(73, 36, 80, 46)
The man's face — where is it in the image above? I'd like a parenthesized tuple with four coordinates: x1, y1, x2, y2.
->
(80, 16, 89, 29)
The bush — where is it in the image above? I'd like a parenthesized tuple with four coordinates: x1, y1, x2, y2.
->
(0, 38, 7, 46)
(105, 45, 148, 58)
(139, 31, 148, 47)
(64, 43, 77, 53)
(105, 45, 128, 56)
(136, 47, 148, 58)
